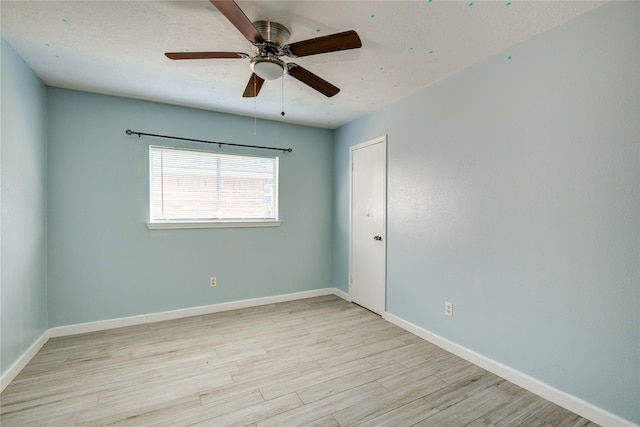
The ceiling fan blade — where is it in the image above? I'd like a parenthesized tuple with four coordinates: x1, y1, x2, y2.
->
(209, 0, 264, 44)
(243, 73, 265, 97)
(165, 52, 248, 60)
(287, 64, 340, 97)
(284, 30, 361, 58)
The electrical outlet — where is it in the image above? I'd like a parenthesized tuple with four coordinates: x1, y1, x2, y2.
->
(445, 302, 453, 317)
(210, 277, 217, 287)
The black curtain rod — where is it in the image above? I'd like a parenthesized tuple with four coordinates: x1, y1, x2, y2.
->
(125, 129, 293, 153)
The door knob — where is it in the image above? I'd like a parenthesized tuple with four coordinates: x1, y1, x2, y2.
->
(374, 235, 383, 241)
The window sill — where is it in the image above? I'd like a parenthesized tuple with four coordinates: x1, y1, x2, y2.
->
(146, 220, 281, 230)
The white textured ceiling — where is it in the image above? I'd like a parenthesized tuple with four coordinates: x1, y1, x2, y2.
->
(1, 0, 604, 129)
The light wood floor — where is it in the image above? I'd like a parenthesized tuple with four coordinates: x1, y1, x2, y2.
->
(1, 295, 599, 426)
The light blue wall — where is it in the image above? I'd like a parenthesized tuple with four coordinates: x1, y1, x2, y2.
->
(0, 39, 49, 374)
(334, 2, 639, 424)
(47, 89, 334, 326)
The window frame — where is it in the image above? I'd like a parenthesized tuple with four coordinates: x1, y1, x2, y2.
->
(146, 145, 281, 230)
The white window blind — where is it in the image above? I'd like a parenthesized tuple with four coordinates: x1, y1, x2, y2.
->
(149, 146, 279, 226)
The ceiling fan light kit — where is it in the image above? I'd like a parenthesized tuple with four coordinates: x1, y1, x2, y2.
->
(165, 0, 362, 98)
(250, 57, 284, 81)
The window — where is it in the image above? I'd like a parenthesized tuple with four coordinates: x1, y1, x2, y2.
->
(148, 146, 280, 229)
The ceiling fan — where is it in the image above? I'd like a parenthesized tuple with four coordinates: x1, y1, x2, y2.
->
(165, 0, 362, 98)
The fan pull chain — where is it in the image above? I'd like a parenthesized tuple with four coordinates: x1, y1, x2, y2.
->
(281, 73, 285, 117)
(253, 77, 257, 135)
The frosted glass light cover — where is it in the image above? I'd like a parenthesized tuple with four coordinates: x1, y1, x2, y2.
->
(251, 59, 284, 80)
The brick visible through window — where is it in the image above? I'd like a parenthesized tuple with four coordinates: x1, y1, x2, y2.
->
(149, 146, 278, 222)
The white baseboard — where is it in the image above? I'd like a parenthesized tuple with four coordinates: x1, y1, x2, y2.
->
(383, 312, 637, 427)
(333, 287, 350, 302)
(1, 330, 50, 393)
(49, 288, 337, 338)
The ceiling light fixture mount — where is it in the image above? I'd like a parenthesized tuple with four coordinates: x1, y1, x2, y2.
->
(249, 21, 290, 80)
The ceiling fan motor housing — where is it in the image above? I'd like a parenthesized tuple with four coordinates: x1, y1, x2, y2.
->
(253, 21, 291, 51)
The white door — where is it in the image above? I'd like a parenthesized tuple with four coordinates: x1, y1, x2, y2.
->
(350, 136, 387, 315)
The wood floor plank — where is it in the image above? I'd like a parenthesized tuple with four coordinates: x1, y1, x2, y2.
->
(296, 360, 402, 404)
(332, 374, 448, 426)
(415, 386, 515, 426)
(466, 417, 499, 427)
(375, 355, 453, 391)
(424, 368, 505, 411)
(258, 358, 371, 401)
(0, 296, 600, 427)
(488, 389, 554, 426)
(300, 414, 341, 427)
(257, 382, 389, 427)
(197, 392, 303, 426)
(0, 393, 98, 426)
(354, 398, 439, 427)
(76, 394, 201, 426)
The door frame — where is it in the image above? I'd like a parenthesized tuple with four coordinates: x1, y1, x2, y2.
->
(348, 134, 388, 313)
